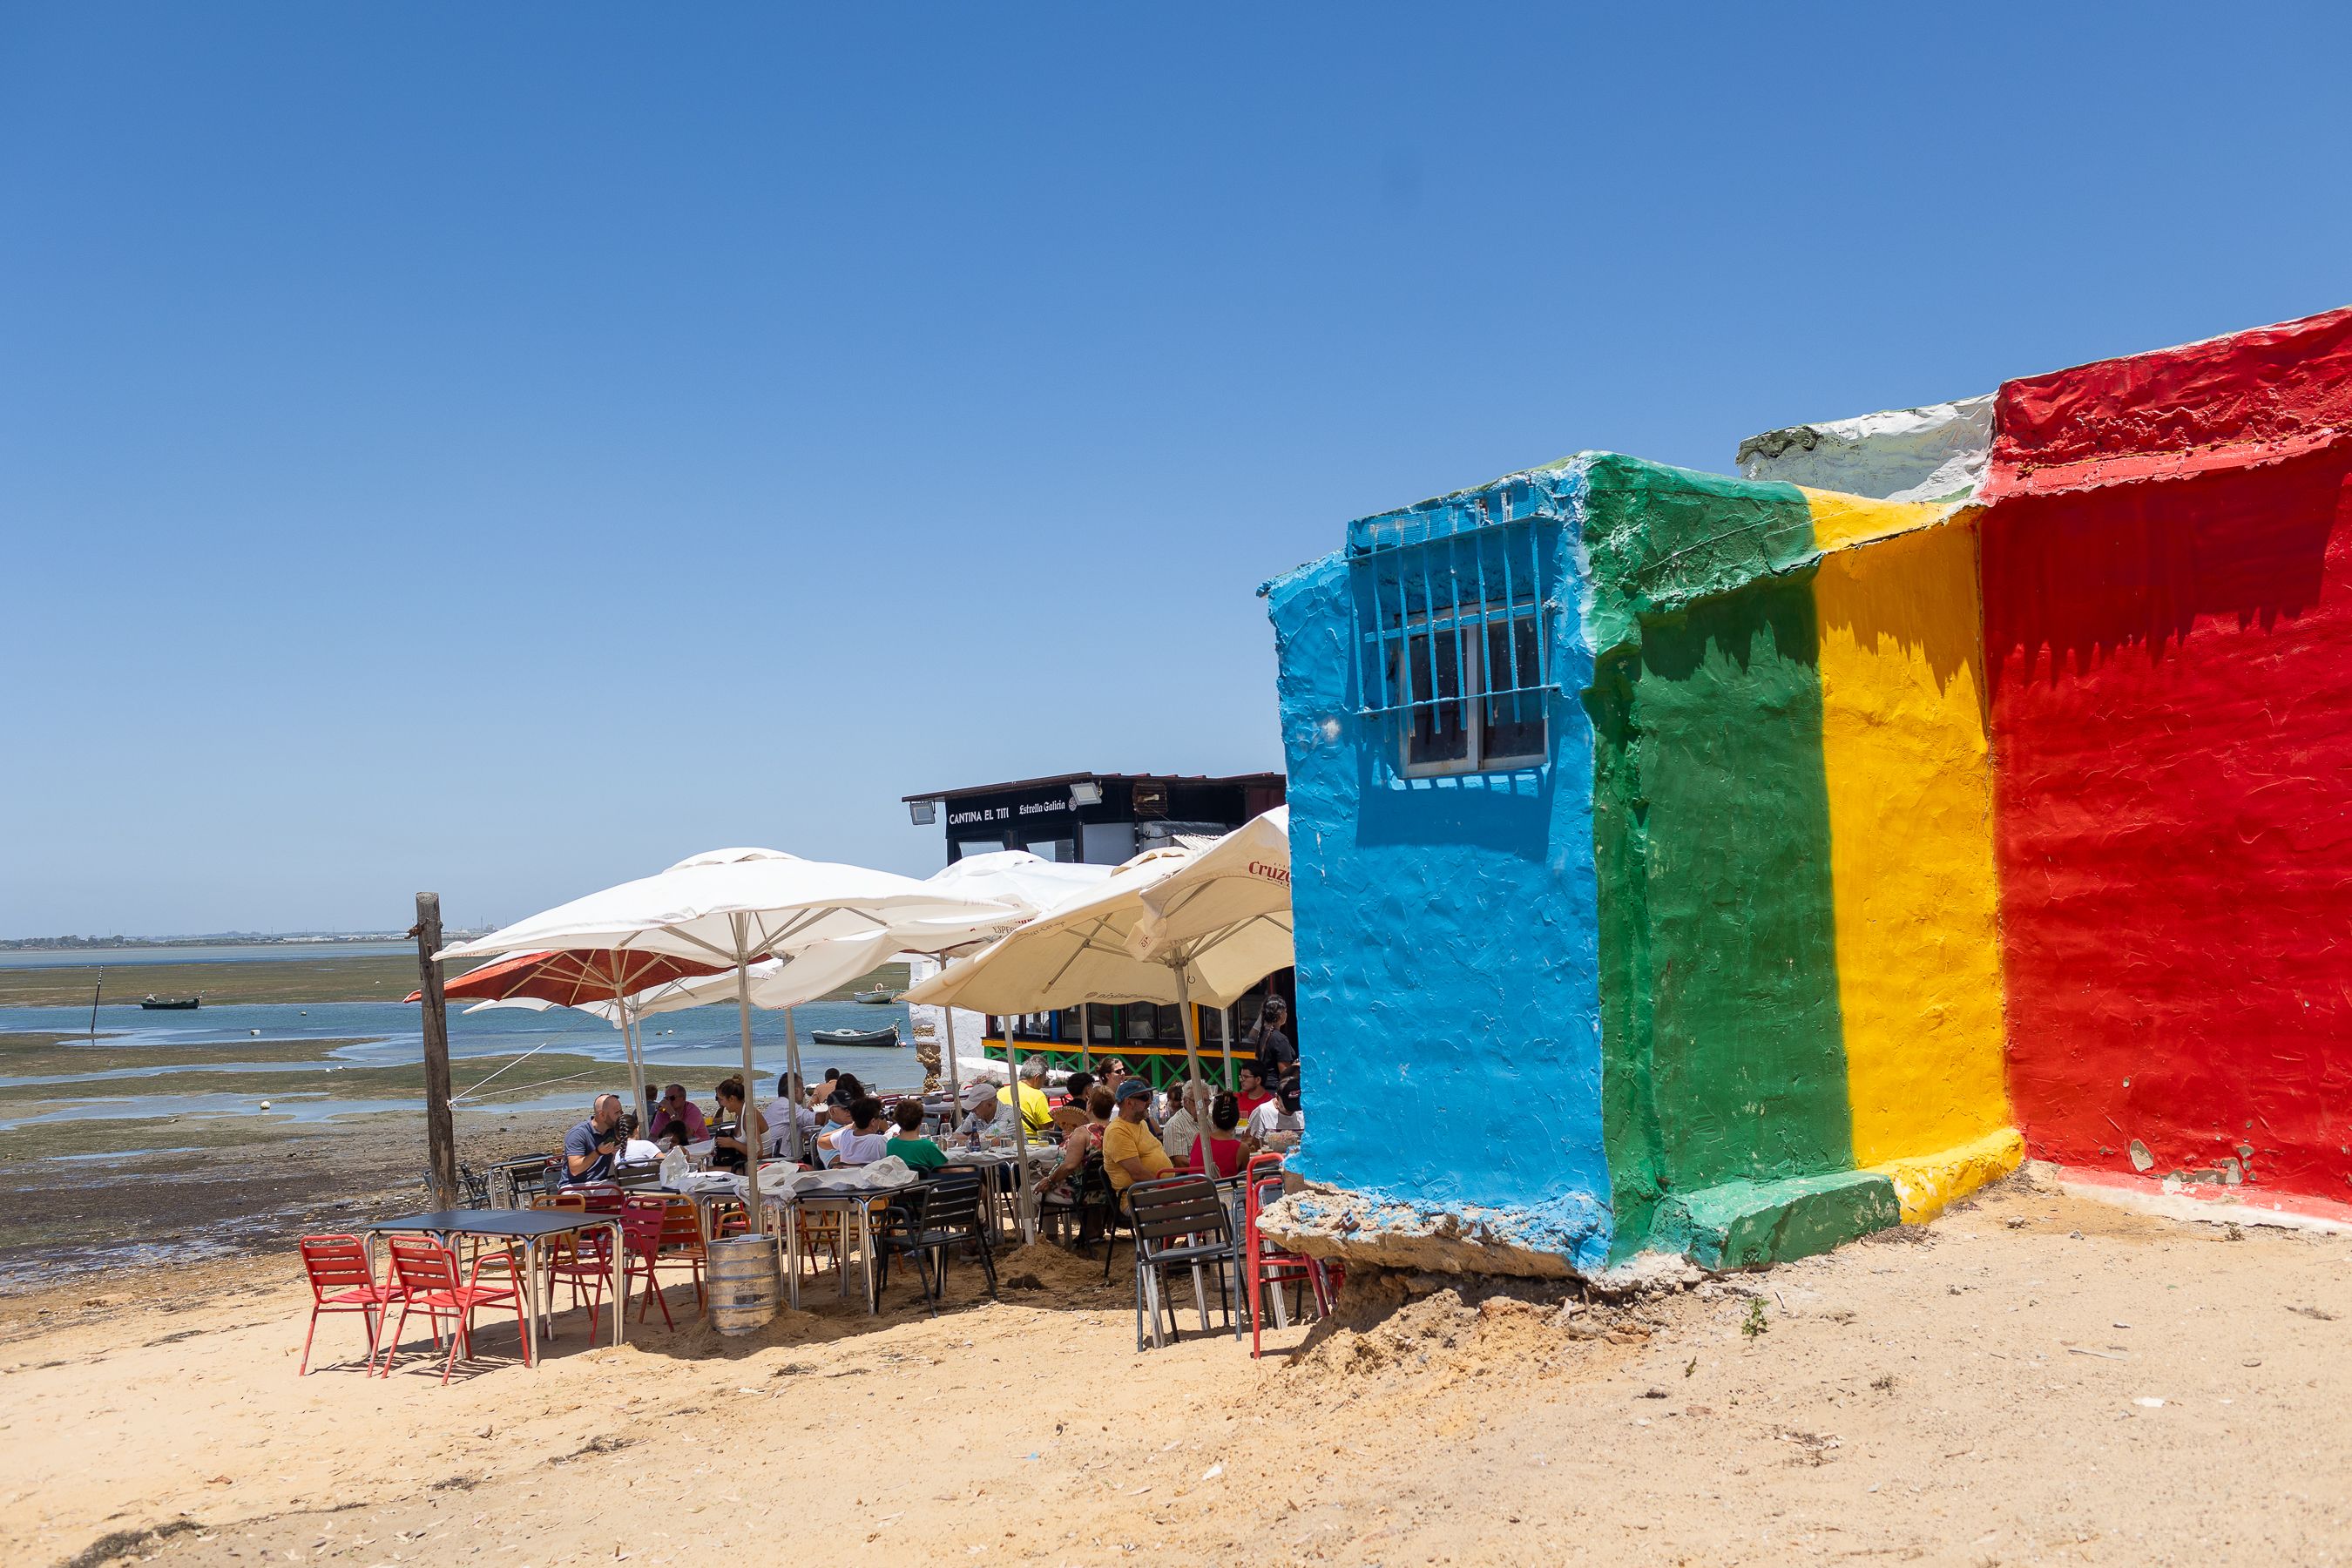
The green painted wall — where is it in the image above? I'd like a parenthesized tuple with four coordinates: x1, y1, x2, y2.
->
(1590, 558, 1855, 1260)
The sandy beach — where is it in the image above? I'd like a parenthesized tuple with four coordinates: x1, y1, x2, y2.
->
(7, 1171, 2348, 1567)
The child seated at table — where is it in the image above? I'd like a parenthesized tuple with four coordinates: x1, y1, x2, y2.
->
(884, 1098, 949, 1173)
(821, 1097, 892, 1166)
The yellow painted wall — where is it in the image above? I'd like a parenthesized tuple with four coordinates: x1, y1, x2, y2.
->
(1801, 488, 1951, 552)
(1809, 512, 2014, 1186)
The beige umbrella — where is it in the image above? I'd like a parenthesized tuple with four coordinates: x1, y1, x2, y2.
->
(903, 828, 1294, 1235)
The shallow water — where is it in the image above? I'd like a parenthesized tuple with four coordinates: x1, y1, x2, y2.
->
(0, 995, 924, 1127)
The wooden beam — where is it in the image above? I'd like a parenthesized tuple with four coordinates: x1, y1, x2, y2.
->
(413, 892, 460, 1209)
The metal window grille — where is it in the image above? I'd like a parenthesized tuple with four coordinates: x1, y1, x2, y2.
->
(1348, 483, 1558, 779)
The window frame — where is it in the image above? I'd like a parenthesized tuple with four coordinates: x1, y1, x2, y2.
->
(1391, 597, 1550, 779)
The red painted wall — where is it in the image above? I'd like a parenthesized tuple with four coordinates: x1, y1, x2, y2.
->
(1984, 421, 2352, 1206)
(1983, 308, 2352, 1207)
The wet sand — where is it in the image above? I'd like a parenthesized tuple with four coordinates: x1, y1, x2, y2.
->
(0, 1076, 576, 1288)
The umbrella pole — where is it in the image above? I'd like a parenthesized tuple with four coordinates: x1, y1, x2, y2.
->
(1011, 1026, 1034, 1245)
(939, 999, 961, 1135)
(732, 916, 763, 1240)
(1078, 1001, 1092, 1071)
(782, 1004, 804, 1163)
(1220, 1005, 1236, 1092)
(1174, 967, 1208, 1157)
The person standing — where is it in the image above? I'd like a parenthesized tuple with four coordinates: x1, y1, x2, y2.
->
(1245, 996, 1295, 1087)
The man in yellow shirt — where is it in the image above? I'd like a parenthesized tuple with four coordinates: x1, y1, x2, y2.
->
(1101, 1078, 1173, 1200)
(997, 1057, 1054, 1137)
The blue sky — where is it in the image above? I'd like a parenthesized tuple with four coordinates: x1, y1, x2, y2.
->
(6, 4, 2350, 937)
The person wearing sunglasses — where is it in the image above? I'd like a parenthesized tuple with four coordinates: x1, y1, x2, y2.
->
(647, 1082, 708, 1146)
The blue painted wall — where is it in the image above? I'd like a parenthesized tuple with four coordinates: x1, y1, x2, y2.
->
(1262, 464, 1614, 1267)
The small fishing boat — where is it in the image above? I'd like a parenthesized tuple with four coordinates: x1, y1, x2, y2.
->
(810, 1024, 900, 1049)
(850, 988, 901, 1005)
(140, 995, 200, 1010)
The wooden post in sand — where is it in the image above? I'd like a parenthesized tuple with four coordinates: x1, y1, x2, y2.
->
(413, 893, 460, 1210)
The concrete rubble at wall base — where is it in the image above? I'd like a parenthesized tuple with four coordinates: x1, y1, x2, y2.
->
(1257, 1180, 1888, 1282)
(1260, 1186, 1625, 1281)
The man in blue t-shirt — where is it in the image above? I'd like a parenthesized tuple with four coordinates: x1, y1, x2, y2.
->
(563, 1094, 625, 1186)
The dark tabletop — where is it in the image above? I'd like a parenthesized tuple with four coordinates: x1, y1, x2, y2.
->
(366, 1209, 616, 1239)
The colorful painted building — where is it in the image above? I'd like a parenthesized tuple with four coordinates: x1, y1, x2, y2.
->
(1262, 305, 2352, 1275)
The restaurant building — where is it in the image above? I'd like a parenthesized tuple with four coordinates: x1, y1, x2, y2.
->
(902, 770, 1290, 1086)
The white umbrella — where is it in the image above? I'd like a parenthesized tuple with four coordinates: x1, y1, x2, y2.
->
(586, 852, 1114, 1111)
(1130, 808, 1291, 995)
(903, 833, 1294, 1234)
(442, 848, 1011, 1239)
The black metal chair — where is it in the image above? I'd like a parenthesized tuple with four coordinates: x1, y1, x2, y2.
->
(1126, 1174, 1243, 1350)
(882, 1173, 997, 1315)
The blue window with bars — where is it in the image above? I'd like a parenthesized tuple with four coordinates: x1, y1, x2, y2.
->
(1348, 483, 1558, 779)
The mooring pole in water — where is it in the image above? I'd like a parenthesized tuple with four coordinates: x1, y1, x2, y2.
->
(88, 966, 103, 1040)
(412, 893, 459, 1210)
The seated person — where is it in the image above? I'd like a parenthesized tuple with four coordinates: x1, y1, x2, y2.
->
(708, 1076, 764, 1173)
(616, 1112, 662, 1165)
(1245, 1084, 1303, 1154)
(763, 1071, 821, 1162)
(1102, 1078, 1173, 1201)
(1189, 1092, 1246, 1178)
(562, 1094, 625, 1186)
(1036, 1085, 1115, 1200)
(885, 1098, 949, 1172)
(828, 1071, 867, 1111)
(1050, 1071, 1095, 1132)
(954, 1080, 1014, 1147)
(822, 1097, 892, 1166)
(998, 1058, 1055, 1137)
(1233, 1064, 1275, 1122)
(807, 1068, 841, 1110)
(1157, 1074, 1201, 1166)
(648, 1083, 708, 1146)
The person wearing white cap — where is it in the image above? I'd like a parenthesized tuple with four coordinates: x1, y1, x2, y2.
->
(954, 1078, 1013, 1148)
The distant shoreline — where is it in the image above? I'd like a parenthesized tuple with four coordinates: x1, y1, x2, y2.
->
(0, 932, 479, 952)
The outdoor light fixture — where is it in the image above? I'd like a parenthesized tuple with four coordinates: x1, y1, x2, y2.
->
(909, 800, 937, 826)
(1069, 781, 1104, 807)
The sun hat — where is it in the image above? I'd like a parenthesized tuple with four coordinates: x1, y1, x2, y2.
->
(960, 1081, 997, 1110)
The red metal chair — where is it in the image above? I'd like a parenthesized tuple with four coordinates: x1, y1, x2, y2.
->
(543, 1220, 624, 1341)
(376, 1237, 529, 1383)
(1244, 1153, 1340, 1358)
(575, 1183, 625, 1215)
(296, 1234, 401, 1375)
(619, 1196, 677, 1329)
(652, 1196, 708, 1311)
